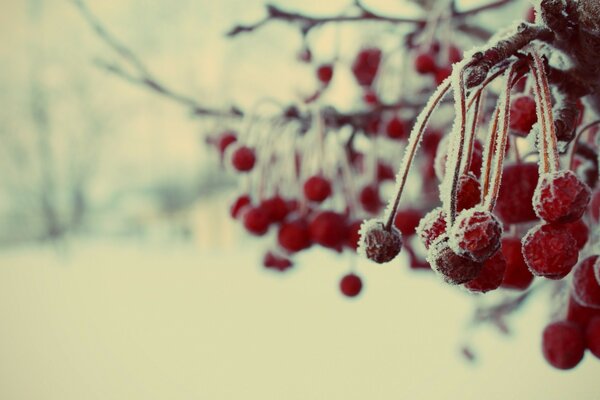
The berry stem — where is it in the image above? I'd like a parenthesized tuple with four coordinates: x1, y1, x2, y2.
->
(481, 101, 501, 201)
(383, 79, 452, 231)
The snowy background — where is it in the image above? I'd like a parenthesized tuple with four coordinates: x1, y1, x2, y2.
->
(0, 0, 599, 399)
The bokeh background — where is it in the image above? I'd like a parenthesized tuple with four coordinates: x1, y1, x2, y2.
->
(0, 0, 599, 399)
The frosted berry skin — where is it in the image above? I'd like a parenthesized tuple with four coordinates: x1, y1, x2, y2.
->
(426, 236, 483, 285)
(495, 163, 539, 224)
(393, 208, 423, 237)
(500, 237, 534, 290)
(533, 170, 592, 224)
(339, 273, 363, 297)
(230, 194, 251, 219)
(464, 250, 506, 293)
(359, 221, 402, 264)
(449, 209, 502, 263)
(345, 220, 362, 251)
(303, 176, 332, 203)
(586, 317, 600, 359)
(456, 174, 482, 213)
(351, 47, 382, 87)
(522, 224, 579, 280)
(386, 116, 406, 140)
(509, 95, 537, 136)
(231, 146, 256, 172)
(565, 219, 589, 250)
(572, 256, 600, 309)
(416, 207, 447, 249)
(243, 206, 270, 236)
(263, 252, 293, 272)
(542, 321, 585, 370)
(277, 220, 311, 253)
(316, 64, 333, 85)
(309, 211, 347, 251)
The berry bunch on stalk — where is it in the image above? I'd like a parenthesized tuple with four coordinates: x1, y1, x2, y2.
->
(77, 0, 599, 370)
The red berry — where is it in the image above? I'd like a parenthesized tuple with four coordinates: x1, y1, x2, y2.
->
(243, 206, 270, 236)
(448, 45, 462, 63)
(339, 273, 363, 297)
(386, 116, 406, 140)
(362, 89, 379, 105)
(359, 185, 383, 214)
(217, 131, 237, 154)
(533, 170, 592, 224)
(260, 196, 289, 223)
(316, 64, 334, 84)
(464, 250, 506, 293)
(346, 220, 362, 251)
(416, 207, 447, 249)
(434, 66, 452, 84)
(231, 146, 256, 172)
(500, 237, 534, 290)
(586, 317, 600, 359)
(393, 208, 423, 237)
(567, 295, 600, 327)
(303, 175, 332, 203)
(526, 7, 536, 23)
(263, 251, 293, 272)
(376, 162, 395, 182)
(230, 194, 251, 219)
(309, 211, 348, 251)
(565, 219, 589, 250)
(542, 321, 585, 370)
(427, 236, 484, 285)
(414, 52, 436, 74)
(509, 95, 537, 136)
(496, 163, 539, 224)
(359, 220, 402, 264)
(572, 256, 600, 309)
(522, 223, 579, 279)
(352, 47, 382, 87)
(449, 209, 502, 262)
(278, 219, 311, 253)
(456, 174, 482, 212)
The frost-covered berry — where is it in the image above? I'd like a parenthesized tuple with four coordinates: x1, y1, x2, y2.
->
(457, 174, 482, 212)
(231, 146, 256, 172)
(449, 208, 502, 262)
(416, 207, 447, 249)
(277, 219, 311, 253)
(303, 175, 332, 203)
(309, 211, 348, 251)
(359, 220, 402, 264)
(572, 256, 600, 309)
(386, 116, 406, 140)
(500, 237, 534, 290)
(565, 219, 589, 250)
(339, 273, 363, 297)
(316, 64, 334, 85)
(243, 206, 270, 236)
(586, 317, 600, 359)
(427, 236, 483, 285)
(542, 321, 585, 370)
(533, 170, 592, 224)
(522, 223, 578, 279)
(393, 208, 423, 237)
(509, 95, 537, 136)
(496, 163, 539, 224)
(230, 194, 251, 219)
(346, 220, 362, 251)
(359, 185, 383, 214)
(263, 251, 293, 272)
(464, 249, 506, 293)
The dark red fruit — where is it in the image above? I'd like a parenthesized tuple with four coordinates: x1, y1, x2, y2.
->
(426, 236, 483, 285)
(393, 208, 423, 237)
(522, 223, 578, 279)
(309, 211, 347, 251)
(243, 206, 270, 236)
(542, 321, 585, 370)
(565, 219, 589, 250)
(352, 47, 382, 87)
(278, 219, 311, 253)
(231, 146, 256, 172)
(509, 95, 537, 136)
(449, 209, 502, 262)
(376, 162, 395, 182)
(448, 45, 462, 63)
(346, 220, 362, 251)
(572, 256, 600, 309)
(263, 251, 293, 272)
(416, 207, 447, 249)
(217, 131, 237, 154)
(260, 196, 289, 223)
(230, 194, 251, 219)
(496, 163, 539, 224)
(303, 175, 332, 203)
(464, 250, 506, 293)
(457, 174, 482, 212)
(359, 185, 383, 214)
(533, 170, 592, 224)
(362, 89, 379, 105)
(316, 64, 334, 84)
(339, 273, 363, 297)
(434, 66, 452, 85)
(414, 52, 436, 74)
(359, 221, 402, 264)
(500, 237, 534, 290)
(567, 295, 600, 327)
(386, 116, 406, 140)
(586, 317, 600, 359)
